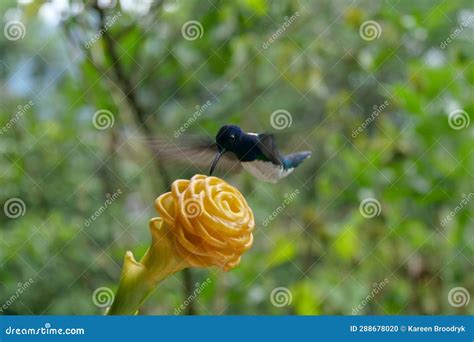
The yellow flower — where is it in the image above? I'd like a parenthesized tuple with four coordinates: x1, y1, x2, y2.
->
(107, 175, 254, 315)
(156, 174, 254, 271)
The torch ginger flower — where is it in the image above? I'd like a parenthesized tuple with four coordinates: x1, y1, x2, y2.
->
(108, 175, 254, 315)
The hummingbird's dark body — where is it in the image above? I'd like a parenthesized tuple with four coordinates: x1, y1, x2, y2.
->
(148, 124, 311, 183)
(211, 125, 311, 183)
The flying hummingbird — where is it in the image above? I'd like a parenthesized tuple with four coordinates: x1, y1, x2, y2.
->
(147, 124, 311, 183)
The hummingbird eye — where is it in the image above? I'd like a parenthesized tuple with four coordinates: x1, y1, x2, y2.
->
(229, 134, 235, 142)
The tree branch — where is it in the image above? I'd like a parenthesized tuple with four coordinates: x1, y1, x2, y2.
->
(91, 2, 195, 315)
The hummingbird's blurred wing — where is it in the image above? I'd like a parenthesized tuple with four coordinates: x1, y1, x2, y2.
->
(256, 134, 284, 165)
(145, 136, 242, 173)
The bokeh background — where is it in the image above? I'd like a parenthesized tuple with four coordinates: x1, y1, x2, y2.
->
(0, 0, 473, 315)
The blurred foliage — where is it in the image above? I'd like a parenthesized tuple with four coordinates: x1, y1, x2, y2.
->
(0, 0, 472, 315)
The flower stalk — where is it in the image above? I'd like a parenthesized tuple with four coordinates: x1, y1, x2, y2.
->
(107, 218, 186, 315)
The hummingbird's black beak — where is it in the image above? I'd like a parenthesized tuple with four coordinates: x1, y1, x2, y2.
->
(210, 149, 226, 176)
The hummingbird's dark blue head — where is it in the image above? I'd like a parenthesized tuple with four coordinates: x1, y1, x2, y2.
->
(210, 125, 244, 175)
(215, 124, 244, 153)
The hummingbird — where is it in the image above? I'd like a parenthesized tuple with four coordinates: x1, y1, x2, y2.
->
(147, 124, 311, 183)
(210, 125, 311, 183)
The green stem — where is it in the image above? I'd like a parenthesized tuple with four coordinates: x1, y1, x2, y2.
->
(107, 218, 187, 315)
